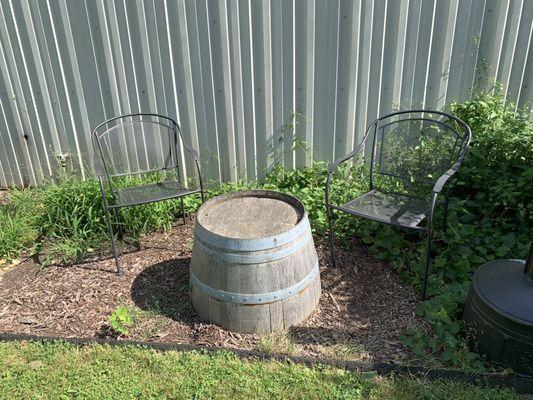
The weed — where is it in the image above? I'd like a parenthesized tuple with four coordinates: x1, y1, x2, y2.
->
(258, 331, 299, 356)
(0, 205, 39, 262)
(108, 305, 136, 336)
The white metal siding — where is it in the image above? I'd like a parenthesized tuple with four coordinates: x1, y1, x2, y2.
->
(0, 0, 531, 187)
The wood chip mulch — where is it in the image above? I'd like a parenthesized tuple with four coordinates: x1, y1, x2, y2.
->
(0, 216, 426, 362)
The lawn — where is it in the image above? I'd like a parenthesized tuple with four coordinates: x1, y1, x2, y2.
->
(0, 340, 520, 400)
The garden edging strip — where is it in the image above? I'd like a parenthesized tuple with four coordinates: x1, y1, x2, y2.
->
(0, 333, 531, 394)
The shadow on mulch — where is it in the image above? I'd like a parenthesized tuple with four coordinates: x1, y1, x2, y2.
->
(131, 257, 195, 321)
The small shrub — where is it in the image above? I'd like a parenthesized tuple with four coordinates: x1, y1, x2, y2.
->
(14, 177, 109, 263)
(42, 237, 91, 266)
(263, 161, 368, 234)
(450, 92, 532, 234)
(108, 305, 135, 336)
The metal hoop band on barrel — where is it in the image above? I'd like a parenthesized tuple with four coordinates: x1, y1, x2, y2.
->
(193, 231, 313, 264)
(190, 261, 319, 305)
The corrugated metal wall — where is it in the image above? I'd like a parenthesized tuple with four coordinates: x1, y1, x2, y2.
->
(0, 0, 531, 188)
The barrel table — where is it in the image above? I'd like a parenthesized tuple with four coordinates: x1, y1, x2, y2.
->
(190, 190, 321, 333)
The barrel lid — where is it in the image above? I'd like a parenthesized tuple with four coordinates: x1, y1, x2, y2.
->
(472, 259, 533, 326)
(197, 190, 304, 239)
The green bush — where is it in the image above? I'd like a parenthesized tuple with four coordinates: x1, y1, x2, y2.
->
(263, 162, 369, 235)
(451, 92, 532, 236)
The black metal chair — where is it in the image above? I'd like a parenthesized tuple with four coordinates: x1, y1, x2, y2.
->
(92, 113, 205, 275)
(325, 110, 471, 299)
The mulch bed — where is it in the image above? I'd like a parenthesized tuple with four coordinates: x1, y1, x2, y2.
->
(0, 217, 426, 362)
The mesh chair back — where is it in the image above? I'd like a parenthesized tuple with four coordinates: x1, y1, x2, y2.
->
(370, 111, 470, 192)
(92, 114, 181, 178)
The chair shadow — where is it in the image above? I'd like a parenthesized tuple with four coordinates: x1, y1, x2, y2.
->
(131, 257, 195, 321)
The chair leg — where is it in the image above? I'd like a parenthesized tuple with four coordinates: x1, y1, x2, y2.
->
(180, 197, 186, 225)
(421, 225, 433, 300)
(104, 205, 122, 276)
(327, 205, 336, 267)
(113, 208, 124, 240)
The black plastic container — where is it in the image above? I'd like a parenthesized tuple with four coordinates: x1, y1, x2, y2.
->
(463, 246, 533, 376)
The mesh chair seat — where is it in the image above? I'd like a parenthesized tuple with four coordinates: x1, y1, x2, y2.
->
(115, 181, 195, 207)
(336, 190, 430, 228)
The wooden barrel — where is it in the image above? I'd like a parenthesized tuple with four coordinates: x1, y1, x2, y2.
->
(190, 190, 321, 333)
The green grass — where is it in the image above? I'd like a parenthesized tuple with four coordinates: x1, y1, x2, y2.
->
(0, 341, 519, 400)
(0, 207, 38, 263)
(258, 330, 299, 356)
(0, 175, 208, 265)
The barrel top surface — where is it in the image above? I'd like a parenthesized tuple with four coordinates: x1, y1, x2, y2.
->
(197, 190, 304, 239)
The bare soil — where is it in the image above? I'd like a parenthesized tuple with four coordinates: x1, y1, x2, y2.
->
(0, 216, 426, 362)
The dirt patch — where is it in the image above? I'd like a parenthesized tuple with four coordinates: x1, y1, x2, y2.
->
(0, 217, 426, 362)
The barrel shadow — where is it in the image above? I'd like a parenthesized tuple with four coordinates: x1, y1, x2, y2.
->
(131, 257, 194, 321)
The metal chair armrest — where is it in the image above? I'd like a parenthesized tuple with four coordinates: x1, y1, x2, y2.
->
(326, 119, 378, 206)
(327, 119, 378, 174)
(93, 151, 116, 198)
(328, 147, 361, 174)
(93, 152, 103, 177)
(326, 143, 364, 207)
(194, 158, 205, 200)
(175, 124, 200, 161)
(328, 120, 378, 175)
(433, 166, 459, 193)
(183, 142, 200, 161)
(433, 119, 471, 194)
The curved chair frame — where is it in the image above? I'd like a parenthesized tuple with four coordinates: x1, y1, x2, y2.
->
(92, 113, 205, 274)
(325, 110, 471, 299)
